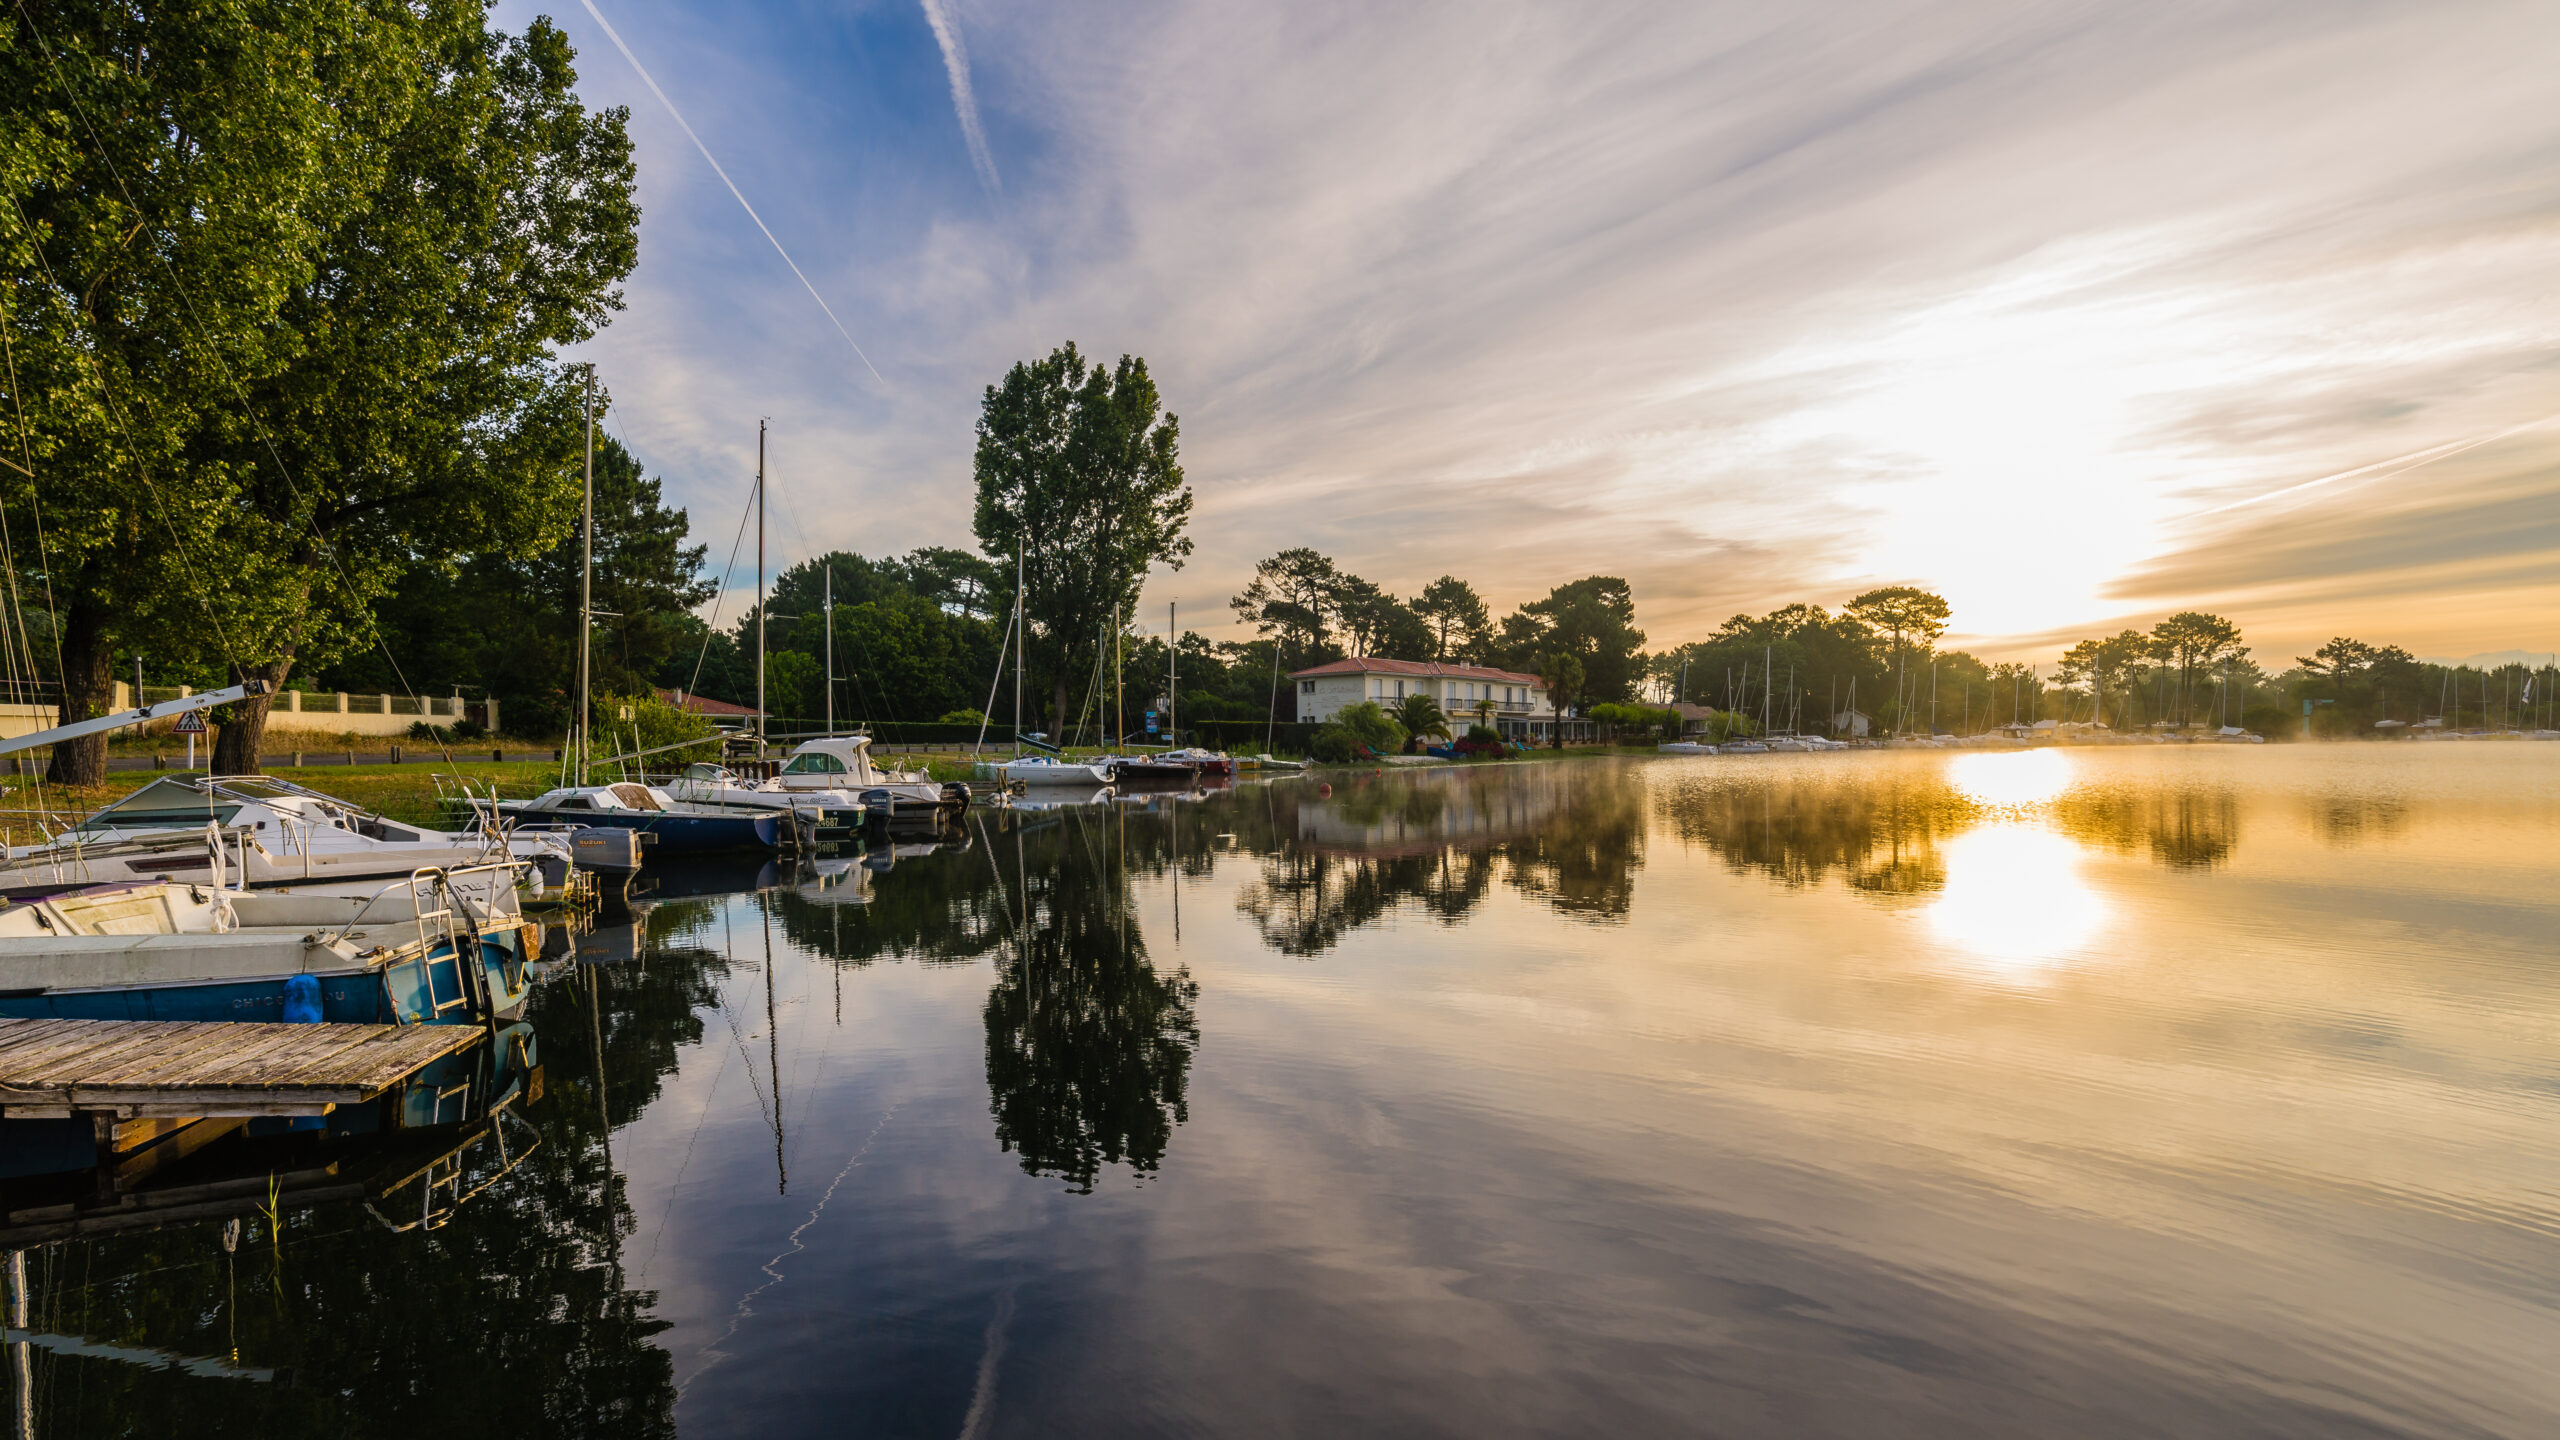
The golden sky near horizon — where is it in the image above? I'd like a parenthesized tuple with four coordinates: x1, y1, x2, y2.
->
(555, 0, 2560, 667)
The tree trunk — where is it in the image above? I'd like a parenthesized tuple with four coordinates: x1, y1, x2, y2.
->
(211, 653, 296, 776)
(1051, 676, 1070, 745)
(47, 592, 116, 787)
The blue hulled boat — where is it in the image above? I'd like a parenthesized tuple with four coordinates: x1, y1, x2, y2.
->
(0, 869, 536, 1026)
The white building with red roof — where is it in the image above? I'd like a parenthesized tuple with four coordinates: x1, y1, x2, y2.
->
(1288, 657, 1588, 742)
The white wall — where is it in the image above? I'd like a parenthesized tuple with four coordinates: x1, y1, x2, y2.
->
(1296, 675, 1368, 723)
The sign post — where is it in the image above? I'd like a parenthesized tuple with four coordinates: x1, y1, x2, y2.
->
(174, 709, 206, 770)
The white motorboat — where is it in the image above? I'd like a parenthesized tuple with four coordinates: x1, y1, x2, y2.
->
(0, 775, 574, 895)
(664, 763, 865, 838)
(773, 736, 970, 823)
(1658, 742, 1717, 755)
(493, 783, 788, 853)
(982, 755, 1116, 786)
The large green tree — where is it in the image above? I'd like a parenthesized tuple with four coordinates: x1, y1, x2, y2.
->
(2151, 611, 2245, 729)
(3, 0, 428, 782)
(1411, 575, 1491, 662)
(2, 3, 637, 779)
(730, 550, 1007, 726)
(205, 13, 636, 772)
(1845, 586, 1950, 735)
(1504, 577, 1646, 704)
(1229, 547, 1343, 672)
(325, 436, 710, 736)
(973, 343, 1191, 733)
(2055, 628, 2157, 727)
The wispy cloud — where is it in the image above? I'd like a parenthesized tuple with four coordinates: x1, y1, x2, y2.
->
(574, 0, 883, 384)
(562, 0, 2560, 662)
(919, 0, 1000, 196)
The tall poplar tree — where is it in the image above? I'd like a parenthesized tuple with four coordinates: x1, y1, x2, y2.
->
(972, 343, 1191, 732)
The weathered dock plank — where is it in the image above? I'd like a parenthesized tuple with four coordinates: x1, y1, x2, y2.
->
(0, 1018, 479, 1118)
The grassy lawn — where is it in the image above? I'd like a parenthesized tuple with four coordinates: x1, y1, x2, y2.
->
(0, 750, 992, 828)
(0, 743, 1664, 835)
(0, 760, 571, 828)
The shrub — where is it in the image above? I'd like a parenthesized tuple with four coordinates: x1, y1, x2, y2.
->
(938, 708, 988, 726)
(406, 720, 438, 740)
(595, 693, 721, 765)
(1310, 724, 1365, 764)
(1465, 724, 1500, 744)
(1330, 700, 1406, 753)
(2240, 704, 2291, 739)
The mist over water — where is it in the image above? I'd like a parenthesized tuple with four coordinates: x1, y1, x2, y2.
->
(20, 747, 2560, 1438)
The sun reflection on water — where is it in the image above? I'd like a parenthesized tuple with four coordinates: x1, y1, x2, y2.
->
(1948, 749, 2074, 809)
(1926, 823, 2108, 978)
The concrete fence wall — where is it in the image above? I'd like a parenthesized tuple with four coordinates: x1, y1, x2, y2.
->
(0, 689, 497, 741)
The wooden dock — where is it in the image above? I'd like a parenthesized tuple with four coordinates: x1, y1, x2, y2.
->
(0, 1018, 481, 1123)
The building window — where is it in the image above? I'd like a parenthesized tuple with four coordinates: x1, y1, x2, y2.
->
(1300, 680, 1315, 694)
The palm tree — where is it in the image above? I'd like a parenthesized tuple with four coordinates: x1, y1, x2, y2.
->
(1392, 693, 1450, 754)
(1539, 651, 1586, 751)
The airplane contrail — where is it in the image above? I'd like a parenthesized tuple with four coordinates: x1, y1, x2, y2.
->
(920, 0, 1002, 196)
(2190, 411, 2560, 519)
(578, 0, 885, 385)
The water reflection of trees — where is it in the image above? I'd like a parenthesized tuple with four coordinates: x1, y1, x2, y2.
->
(1653, 762, 2247, 889)
(1236, 766, 1647, 955)
(2309, 794, 2410, 847)
(980, 809, 1199, 1193)
(7, 939, 730, 1436)
(1652, 770, 1964, 896)
(2050, 783, 2241, 871)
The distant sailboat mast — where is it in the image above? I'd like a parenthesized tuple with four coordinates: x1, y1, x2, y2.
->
(1012, 538, 1024, 757)
(754, 419, 767, 757)
(576, 367, 595, 788)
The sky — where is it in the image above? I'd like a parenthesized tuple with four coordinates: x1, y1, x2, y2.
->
(523, 0, 2560, 668)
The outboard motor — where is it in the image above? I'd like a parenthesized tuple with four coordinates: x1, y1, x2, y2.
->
(568, 827, 643, 877)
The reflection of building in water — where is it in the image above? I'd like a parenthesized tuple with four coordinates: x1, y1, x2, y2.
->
(1293, 773, 1555, 857)
(1241, 767, 1647, 955)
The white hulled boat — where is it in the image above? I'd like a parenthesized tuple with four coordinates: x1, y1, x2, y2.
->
(0, 775, 573, 896)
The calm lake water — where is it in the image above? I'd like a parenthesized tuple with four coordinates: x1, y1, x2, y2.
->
(8, 745, 2559, 1438)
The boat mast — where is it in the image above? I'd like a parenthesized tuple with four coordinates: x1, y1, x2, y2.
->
(8, 1248, 29, 1440)
(755, 420, 766, 758)
(1012, 537, 1024, 756)
(1168, 600, 1177, 747)
(824, 565, 834, 737)
(765, 905, 785, 1195)
(577, 368, 595, 788)
(1114, 601, 1124, 750)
